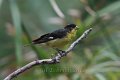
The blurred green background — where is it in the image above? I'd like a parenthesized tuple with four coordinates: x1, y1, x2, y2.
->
(0, 0, 120, 80)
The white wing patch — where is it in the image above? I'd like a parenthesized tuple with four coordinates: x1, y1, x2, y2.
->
(48, 37, 54, 39)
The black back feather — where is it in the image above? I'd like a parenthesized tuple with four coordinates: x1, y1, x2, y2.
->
(32, 29, 67, 44)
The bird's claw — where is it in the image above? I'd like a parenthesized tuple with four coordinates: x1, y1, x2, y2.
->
(53, 48, 66, 56)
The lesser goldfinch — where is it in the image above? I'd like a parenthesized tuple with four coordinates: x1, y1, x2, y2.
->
(26, 24, 78, 49)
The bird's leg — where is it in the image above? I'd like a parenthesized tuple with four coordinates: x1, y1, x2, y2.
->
(50, 54, 54, 59)
(50, 48, 57, 59)
(53, 48, 66, 56)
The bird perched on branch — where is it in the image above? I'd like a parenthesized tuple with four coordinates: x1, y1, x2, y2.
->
(26, 24, 79, 50)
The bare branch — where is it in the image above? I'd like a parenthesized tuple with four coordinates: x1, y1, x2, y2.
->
(4, 28, 92, 80)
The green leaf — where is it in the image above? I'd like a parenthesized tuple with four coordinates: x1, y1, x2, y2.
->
(9, 0, 22, 64)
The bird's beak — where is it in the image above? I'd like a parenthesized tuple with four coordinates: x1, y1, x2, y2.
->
(76, 26, 79, 29)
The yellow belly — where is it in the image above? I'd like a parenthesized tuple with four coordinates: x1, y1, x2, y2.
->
(46, 38, 70, 48)
(46, 29, 77, 49)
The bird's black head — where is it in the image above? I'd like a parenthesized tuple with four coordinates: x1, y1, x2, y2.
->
(64, 24, 78, 31)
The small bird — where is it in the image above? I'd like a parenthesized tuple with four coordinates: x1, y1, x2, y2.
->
(26, 24, 79, 49)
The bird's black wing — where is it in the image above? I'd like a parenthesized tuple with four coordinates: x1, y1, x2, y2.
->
(32, 29, 67, 44)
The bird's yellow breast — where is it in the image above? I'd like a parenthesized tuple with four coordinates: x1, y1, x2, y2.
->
(46, 29, 77, 49)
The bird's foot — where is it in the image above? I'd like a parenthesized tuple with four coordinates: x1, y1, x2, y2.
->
(53, 48, 66, 56)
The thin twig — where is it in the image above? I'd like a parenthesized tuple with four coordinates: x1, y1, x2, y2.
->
(4, 28, 92, 80)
